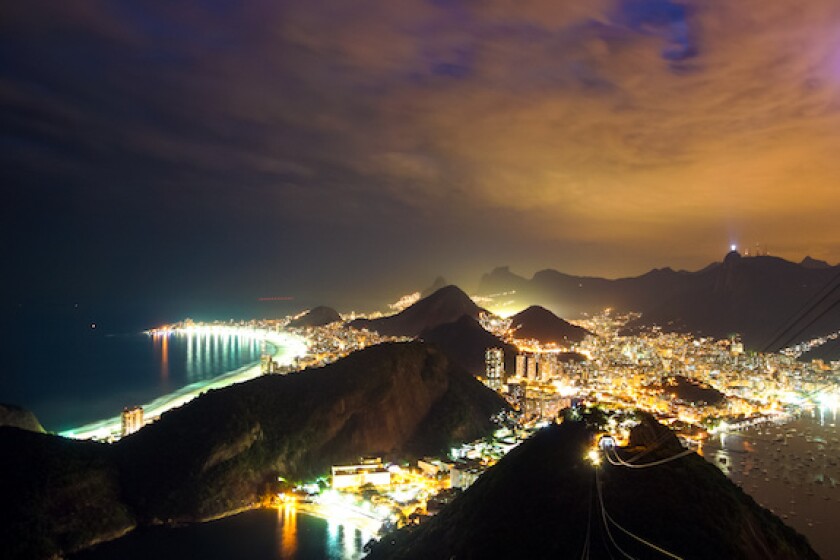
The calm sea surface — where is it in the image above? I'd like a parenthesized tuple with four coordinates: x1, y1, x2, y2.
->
(73, 509, 370, 560)
(1, 303, 290, 432)
(702, 408, 840, 559)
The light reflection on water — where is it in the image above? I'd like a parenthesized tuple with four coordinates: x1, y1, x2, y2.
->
(279, 504, 298, 558)
(324, 515, 369, 560)
(160, 331, 263, 382)
(74, 508, 369, 560)
(702, 406, 840, 559)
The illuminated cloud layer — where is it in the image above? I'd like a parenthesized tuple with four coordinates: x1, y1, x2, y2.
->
(3, 1, 839, 304)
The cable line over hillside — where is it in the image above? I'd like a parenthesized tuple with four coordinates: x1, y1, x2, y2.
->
(596, 466, 685, 560)
(621, 432, 678, 464)
(762, 269, 840, 353)
(605, 445, 695, 469)
(580, 472, 594, 560)
(595, 468, 636, 560)
(774, 297, 840, 355)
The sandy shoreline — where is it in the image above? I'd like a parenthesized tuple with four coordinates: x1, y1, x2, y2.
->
(59, 330, 307, 441)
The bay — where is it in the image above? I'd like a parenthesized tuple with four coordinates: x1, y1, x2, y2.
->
(1, 303, 291, 432)
(73, 509, 371, 560)
(702, 407, 840, 559)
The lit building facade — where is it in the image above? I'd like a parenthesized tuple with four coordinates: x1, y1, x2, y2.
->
(331, 458, 391, 489)
(540, 353, 558, 381)
(527, 355, 538, 380)
(121, 406, 144, 437)
(515, 353, 527, 378)
(485, 347, 505, 390)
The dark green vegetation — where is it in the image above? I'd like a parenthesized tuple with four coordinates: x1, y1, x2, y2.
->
(421, 315, 518, 375)
(478, 255, 840, 355)
(0, 342, 508, 559)
(287, 305, 342, 327)
(657, 375, 726, 406)
(509, 305, 590, 344)
(0, 428, 135, 560)
(368, 412, 818, 560)
(0, 402, 45, 432)
(350, 285, 485, 337)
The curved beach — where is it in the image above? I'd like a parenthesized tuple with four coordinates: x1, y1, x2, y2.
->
(59, 330, 308, 441)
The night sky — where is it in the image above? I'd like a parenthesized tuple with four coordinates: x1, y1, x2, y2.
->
(4, 1, 840, 311)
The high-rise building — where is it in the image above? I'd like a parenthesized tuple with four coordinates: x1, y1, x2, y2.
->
(485, 348, 505, 390)
(121, 406, 144, 437)
(515, 353, 527, 378)
(540, 353, 558, 381)
(526, 354, 538, 380)
(261, 352, 279, 374)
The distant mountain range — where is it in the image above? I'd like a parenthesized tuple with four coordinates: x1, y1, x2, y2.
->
(350, 285, 486, 337)
(421, 276, 448, 298)
(354, 287, 593, 373)
(368, 412, 818, 559)
(478, 253, 840, 354)
(0, 342, 507, 559)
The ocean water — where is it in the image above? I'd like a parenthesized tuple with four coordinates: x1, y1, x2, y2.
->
(73, 509, 370, 560)
(1, 302, 295, 432)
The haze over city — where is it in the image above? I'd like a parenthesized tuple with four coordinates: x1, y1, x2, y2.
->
(4, 1, 840, 310)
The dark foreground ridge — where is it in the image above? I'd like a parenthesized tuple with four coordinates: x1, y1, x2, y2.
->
(0, 342, 508, 559)
(368, 413, 818, 560)
(0, 402, 44, 433)
(420, 315, 518, 375)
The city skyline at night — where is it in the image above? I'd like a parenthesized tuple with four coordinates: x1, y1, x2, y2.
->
(3, 2, 840, 559)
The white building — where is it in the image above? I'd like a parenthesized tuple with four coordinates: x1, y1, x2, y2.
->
(539, 353, 558, 381)
(450, 460, 487, 490)
(331, 458, 391, 489)
(418, 458, 452, 477)
(527, 355, 537, 380)
(485, 348, 505, 390)
(121, 406, 144, 437)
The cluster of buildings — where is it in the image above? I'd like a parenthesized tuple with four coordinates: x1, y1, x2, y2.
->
(269, 306, 839, 538)
(146, 304, 840, 540)
(485, 348, 571, 387)
(482, 310, 840, 441)
(782, 329, 840, 358)
(282, 319, 405, 371)
(303, 422, 535, 531)
(484, 348, 576, 423)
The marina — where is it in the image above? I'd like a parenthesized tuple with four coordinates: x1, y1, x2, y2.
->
(702, 407, 840, 559)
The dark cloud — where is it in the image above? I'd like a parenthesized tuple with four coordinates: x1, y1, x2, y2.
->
(3, 1, 840, 309)
(609, 0, 697, 64)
